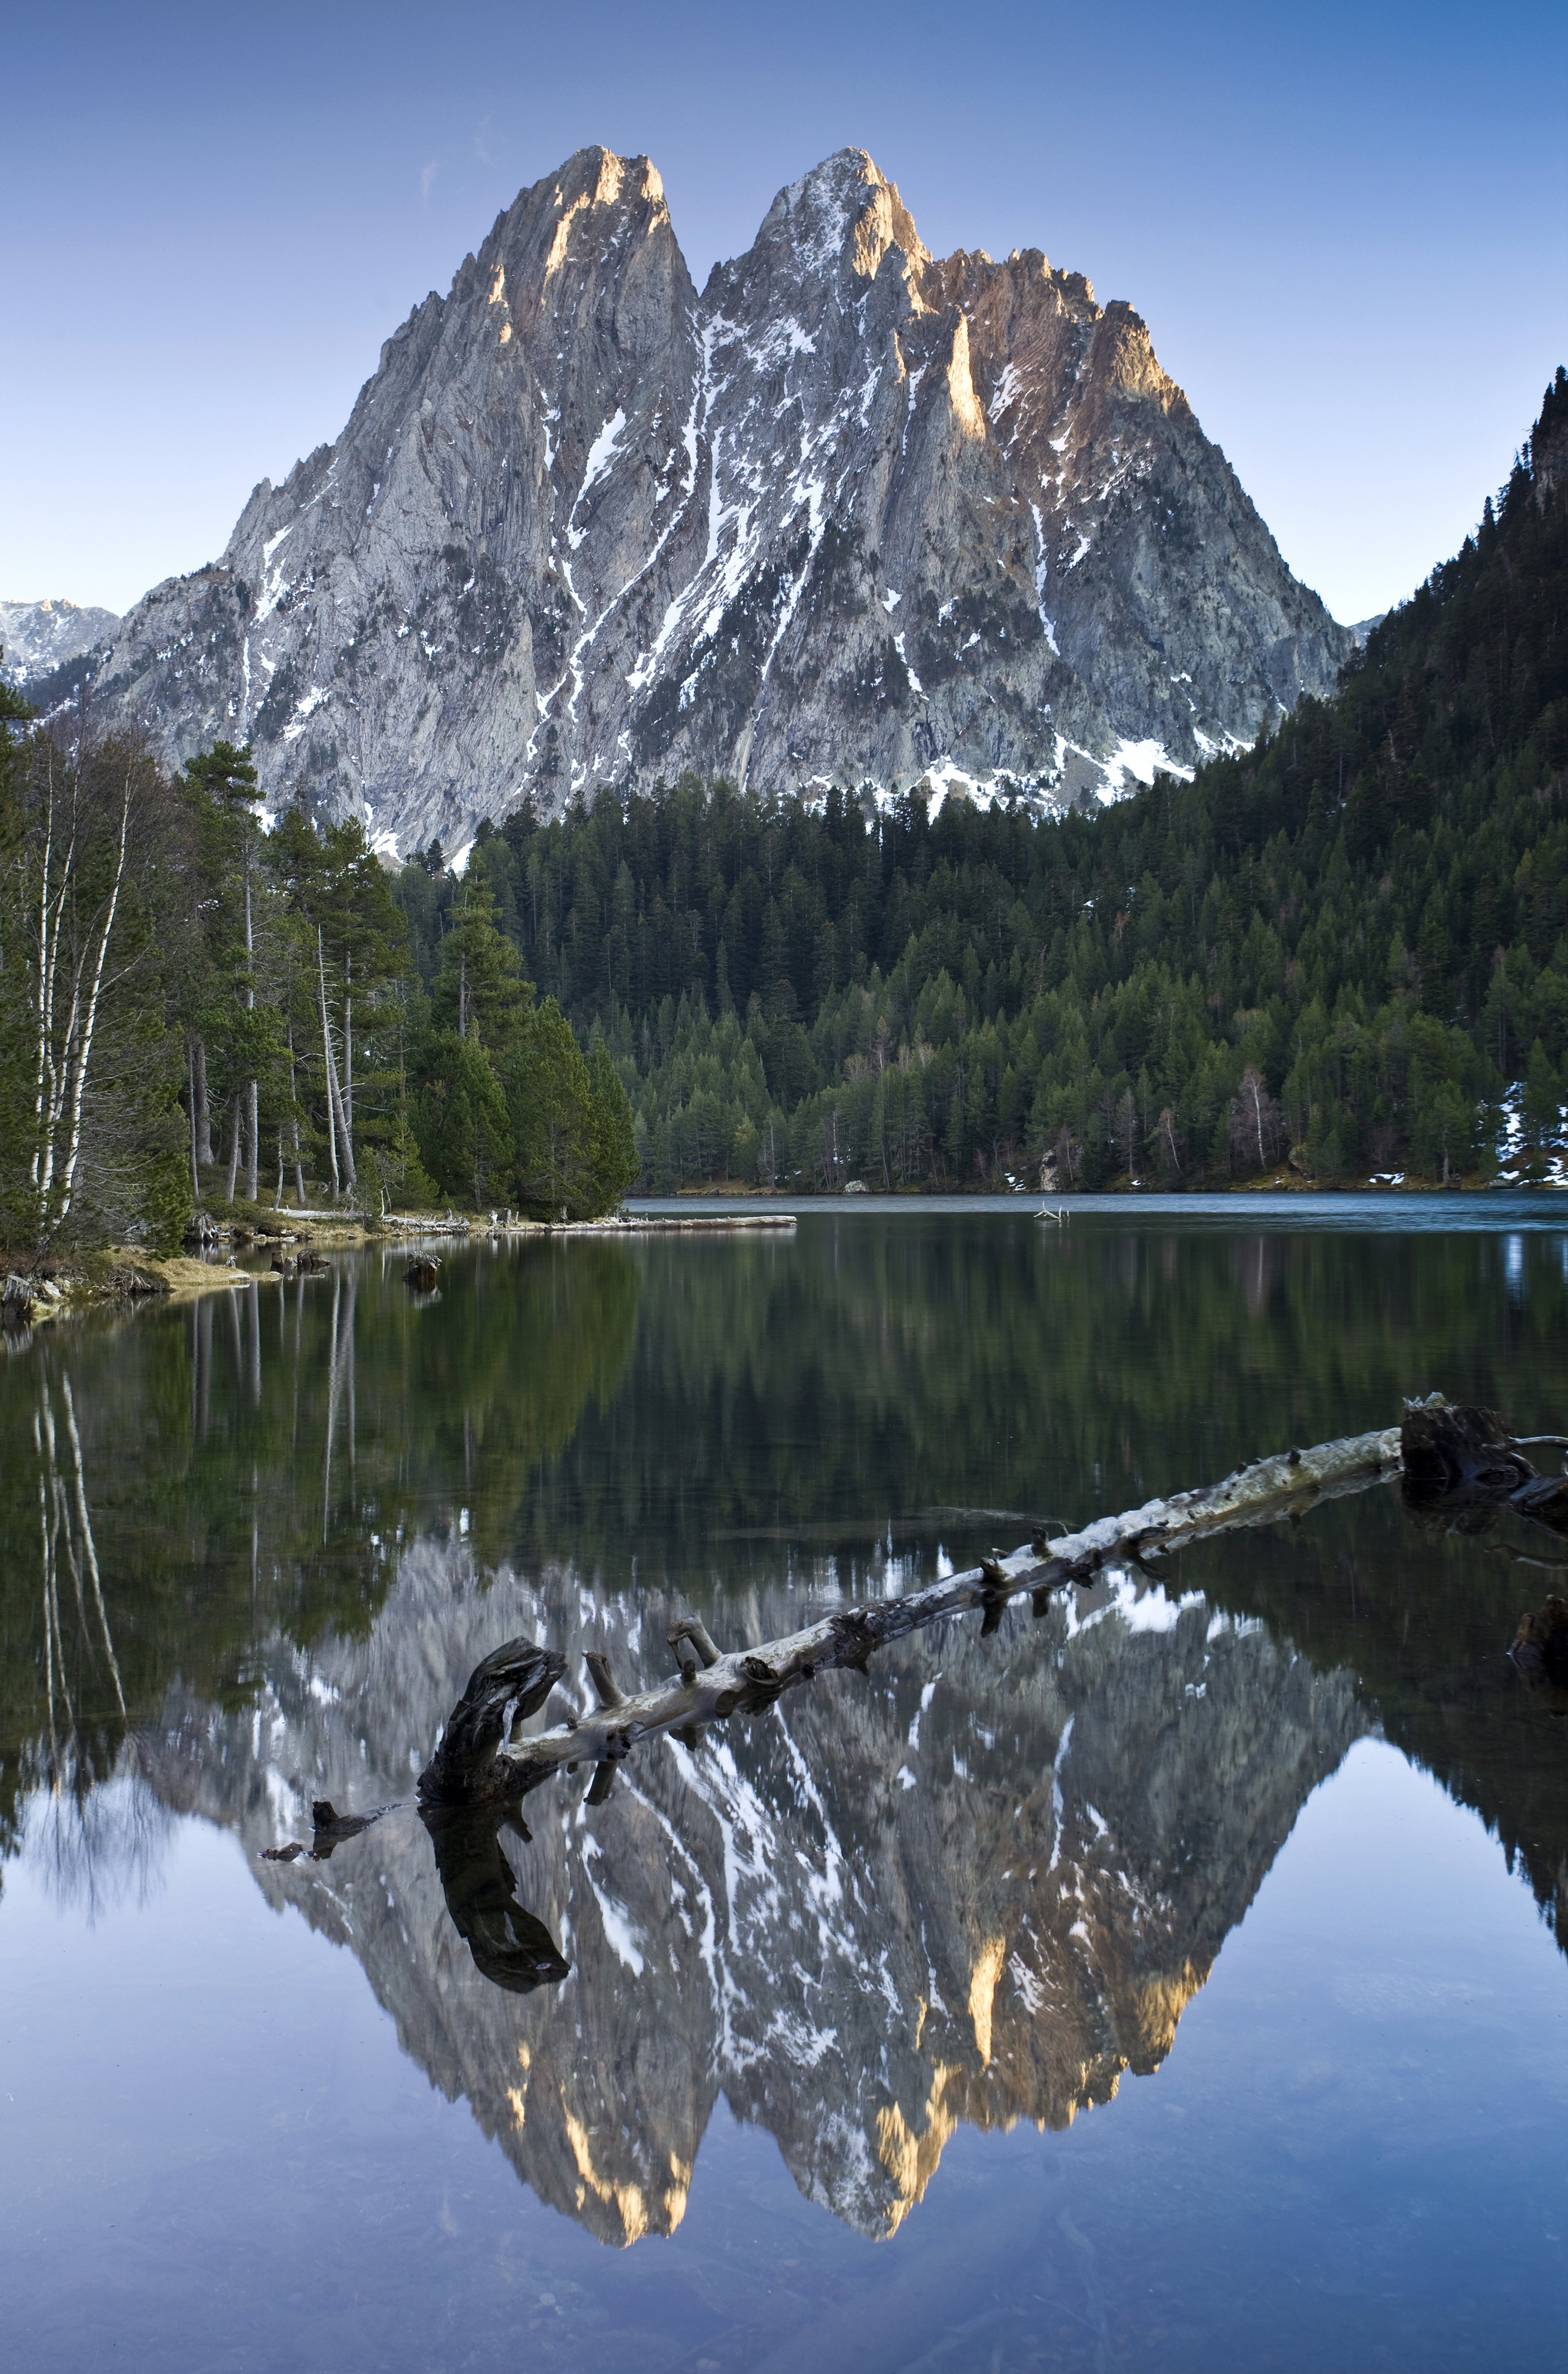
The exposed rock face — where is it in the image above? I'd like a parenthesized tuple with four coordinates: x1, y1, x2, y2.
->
(142, 1538, 1365, 2246)
(1, 597, 119, 685)
(71, 146, 1350, 853)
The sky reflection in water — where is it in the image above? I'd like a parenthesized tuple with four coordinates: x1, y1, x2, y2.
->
(2, 1203, 1567, 2370)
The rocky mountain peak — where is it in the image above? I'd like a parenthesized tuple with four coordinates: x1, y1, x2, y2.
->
(745, 147, 930, 294)
(65, 143, 1351, 853)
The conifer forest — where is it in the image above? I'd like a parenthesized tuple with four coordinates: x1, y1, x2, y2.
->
(3, 370, 1565, 1247)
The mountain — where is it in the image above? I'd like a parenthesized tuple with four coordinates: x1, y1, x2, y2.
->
(430, 368, 1567, 1193)
(0, 596, 119, 685)
(65, 146, 1348, 855)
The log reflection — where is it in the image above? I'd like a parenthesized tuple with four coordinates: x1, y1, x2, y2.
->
(424, 1806, 571, 1993)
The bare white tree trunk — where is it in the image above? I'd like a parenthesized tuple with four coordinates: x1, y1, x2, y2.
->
(285, 1021, 306, 1205)
(23, 763, 135, 1236)
(193, 1035, 212, 1165)
(29, 752, 72, 1205)
(246, 1079, 259, 1203)
(317, 927, 355, 1195)
(243, 872, 258, 1202)
(55, 774, 132, 1222)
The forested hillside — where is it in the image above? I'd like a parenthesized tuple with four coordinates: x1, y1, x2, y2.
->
(403, 368, 1568, 1193)
(3, 372, 1564, 1245)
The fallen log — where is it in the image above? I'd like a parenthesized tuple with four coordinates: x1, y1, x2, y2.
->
(418, 1636, 565, 1807)
(420, 1412, 1418, 1810)
(260, 1798, 396, 1861)
(1401, 1395, 1568, 1538)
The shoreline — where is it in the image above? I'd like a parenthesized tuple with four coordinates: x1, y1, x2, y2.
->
(6, 1179, 1560, 1338)
(0, 1209, 802, 1332)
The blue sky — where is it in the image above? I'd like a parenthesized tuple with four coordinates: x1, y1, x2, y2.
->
(3, 0, 1564, 623)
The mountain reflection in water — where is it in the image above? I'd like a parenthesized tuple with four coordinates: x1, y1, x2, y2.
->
(3, 1211, 1568, 2266)
(141, 1537, 1362, 2243)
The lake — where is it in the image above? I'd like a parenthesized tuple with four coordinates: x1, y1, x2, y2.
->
(3, 1199, 1566, 2371)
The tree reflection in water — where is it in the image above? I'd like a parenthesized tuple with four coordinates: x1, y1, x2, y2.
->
(2, 1218, 1567, 2247)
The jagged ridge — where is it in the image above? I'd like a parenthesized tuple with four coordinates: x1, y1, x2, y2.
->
(72, 147, 1349, 853)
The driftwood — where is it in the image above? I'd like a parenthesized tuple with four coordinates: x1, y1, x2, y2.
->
(404, 1256, 440, 1292)
(418, 1637, 565, 1807)
(260, 1797, 396, 1861)
(1401, 1399, 1568, 1544)
(419, 1413, 1428, 1811)
(244, 1396, 1568, 2000)
(566, 1214, 796, 1233)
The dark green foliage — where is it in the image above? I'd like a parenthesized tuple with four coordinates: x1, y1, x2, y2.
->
(0, 1240, 643, 1838)
(258, 802, 424, 1210)
(415, 1031, 511, 1208)
(395, 371, 1568, 1191)
(408, 871, 636, 1218)
(0, 697, 637, 1242)
(428, 872, 529, 1051)
(502, 998, 595, 1219)
(585, 1030, 640, 1214)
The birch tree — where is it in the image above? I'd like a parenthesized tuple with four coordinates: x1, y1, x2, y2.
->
(1, 727, 188, 1248)
(264, 806, 412, 1207)
(181, 744, 278, 1208)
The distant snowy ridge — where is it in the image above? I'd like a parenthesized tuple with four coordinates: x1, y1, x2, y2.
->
(1, 596, 120, 685)
(57, 145, 1349, 853)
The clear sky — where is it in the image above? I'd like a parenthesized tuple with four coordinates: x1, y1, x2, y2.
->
(3, 0, 1564, 625)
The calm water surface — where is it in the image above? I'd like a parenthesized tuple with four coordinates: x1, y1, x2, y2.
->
(3, 1200, 1567, 2370)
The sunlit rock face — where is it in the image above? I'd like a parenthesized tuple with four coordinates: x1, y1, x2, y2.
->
(142, 1535, 1365, 2246)
(73, 146, 1348, 850)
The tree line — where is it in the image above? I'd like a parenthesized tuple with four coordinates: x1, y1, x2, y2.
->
(5, 368, 1564, 1237)
(0, 732, 637, 1252)
(401, 368, 1567, 1192)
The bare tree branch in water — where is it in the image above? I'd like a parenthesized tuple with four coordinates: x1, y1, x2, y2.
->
(417, 1396, 1568, 1815)
(419, 1416, 1415, 1810)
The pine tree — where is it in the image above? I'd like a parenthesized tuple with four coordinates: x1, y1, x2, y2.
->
(585, 1030, 640, 1213)
(503, 998, 595, 1218)
(182, 743, 275, 1203)
(429, 873, 529, 1052)
(415, 1033, 511, 1209)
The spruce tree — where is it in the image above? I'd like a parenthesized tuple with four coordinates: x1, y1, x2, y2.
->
(585, 1030, 640, 1212)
